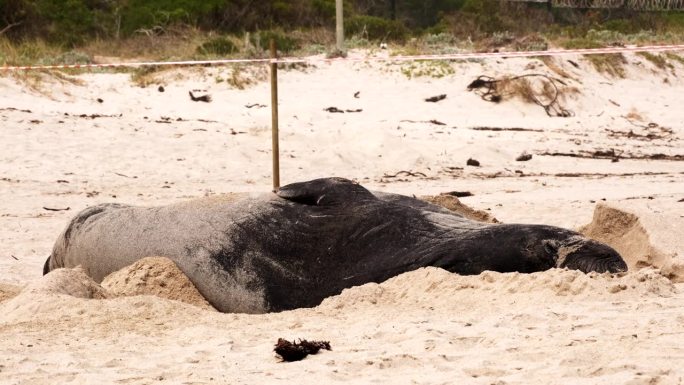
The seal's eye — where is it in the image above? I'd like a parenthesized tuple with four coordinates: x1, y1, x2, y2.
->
(542, 239, 560, 255)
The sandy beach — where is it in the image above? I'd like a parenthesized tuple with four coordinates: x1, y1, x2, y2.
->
(1, 50, 683, 384)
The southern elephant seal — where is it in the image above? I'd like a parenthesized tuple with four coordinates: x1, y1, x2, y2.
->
(44, 177, 627, 313)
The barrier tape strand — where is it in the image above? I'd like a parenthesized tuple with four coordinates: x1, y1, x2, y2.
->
(2, 44, 683, 71)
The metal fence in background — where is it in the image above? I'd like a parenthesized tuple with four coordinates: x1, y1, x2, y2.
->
(507, 0, 684, 10)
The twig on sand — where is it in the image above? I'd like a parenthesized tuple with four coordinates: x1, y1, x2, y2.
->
(444, 191, 473, 198)
(324, 107, 363, 113)
(189, 91, 212, 103)
(383, 170, 427, 178)
(400, 119, 446, 126)
(425, 94, 446, 103)
(470, 127, 543, 132)
(0, 107, 32, 113)
(114, 172, 137, 179)
(43, 207, 70, 212)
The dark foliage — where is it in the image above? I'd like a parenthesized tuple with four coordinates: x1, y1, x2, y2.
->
(196, 37, 238, 55)
(1, 0, 683, 47)
(345, 14, 409, 41)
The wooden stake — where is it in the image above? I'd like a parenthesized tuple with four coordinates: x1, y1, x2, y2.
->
(336, 0, 344, 52)
(270, 39, 280, 191)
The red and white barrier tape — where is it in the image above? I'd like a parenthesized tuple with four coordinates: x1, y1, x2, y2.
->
(2, 44, 684, 71)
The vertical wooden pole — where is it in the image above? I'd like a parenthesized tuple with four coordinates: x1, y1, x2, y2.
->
(336, 0, 344, 52)
(270, 39, 280, 191)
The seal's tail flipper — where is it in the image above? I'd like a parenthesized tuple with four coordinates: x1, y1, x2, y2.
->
(276, 177, 375, 206)
(43, 255, 51, 275)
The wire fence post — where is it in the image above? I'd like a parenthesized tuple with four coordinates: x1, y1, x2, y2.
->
(270, 39, 280, 191)
(336, 0, 344, 52)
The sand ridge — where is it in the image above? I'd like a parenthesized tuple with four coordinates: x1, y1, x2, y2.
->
(101, 256, 217, 311)
(580, 203, 684, 282)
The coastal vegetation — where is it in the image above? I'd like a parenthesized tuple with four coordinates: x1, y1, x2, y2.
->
(1, 0, 683, 64)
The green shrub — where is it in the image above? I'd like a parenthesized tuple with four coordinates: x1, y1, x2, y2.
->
(585, 29, 624, 43)
(311, 0, 335, 19)
(664, 13, 684, 31)
(424, 32, 457, 46)
(514, 34, 548, 52)
(490, 31, 515, 46)
(251, 30, 300, 54)
(561, 29, 669, 48)
(118, 0, 228, 35)
(603, 19, 637, 34)
(47, 50, 92, 65)
(398, 60, 455, 79)
(346, 15, 408, 42)
(197, 37, 238, 56)
(0, 38, 57, 66)
(561, 38, 604, 50)
(35, 0, 112, 46)
(457, 0, 510, 35)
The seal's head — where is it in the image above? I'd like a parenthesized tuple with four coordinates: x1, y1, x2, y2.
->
(544, 235, 627, 273)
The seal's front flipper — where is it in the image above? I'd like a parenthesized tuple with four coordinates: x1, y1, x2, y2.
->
(276, 177, 376, 206)
(43, 255, 52, 275)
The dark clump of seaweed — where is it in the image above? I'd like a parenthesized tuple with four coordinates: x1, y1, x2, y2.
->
(274, 338, 332, 362)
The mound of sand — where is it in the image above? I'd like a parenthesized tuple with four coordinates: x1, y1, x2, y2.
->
(0, 282, 22, 303)
(421, 194, 499, 223)
(2, 265, 675, 324)
(0, 258, 215, 324)
(102, 256, 216, 311)
(580, 203, 684, 282)
(319, 266, 676, 313)
(18, 266, 108, 299)
(4, 262, 675, 326)
(1, 267, 109, 323)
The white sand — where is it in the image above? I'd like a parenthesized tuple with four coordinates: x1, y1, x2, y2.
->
(1, 50, 683, 384)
